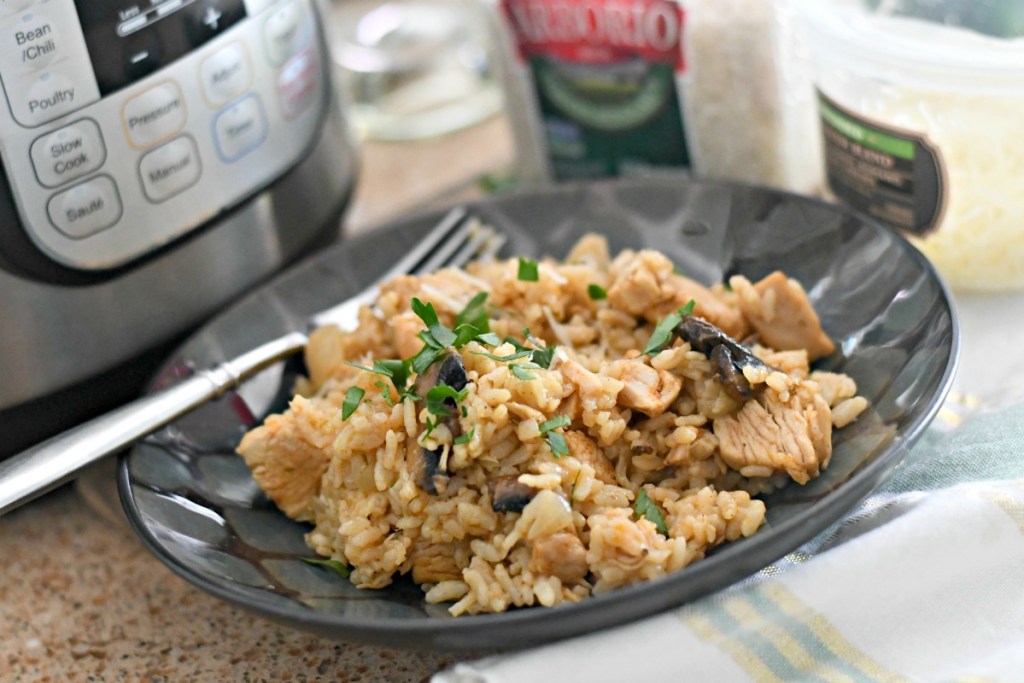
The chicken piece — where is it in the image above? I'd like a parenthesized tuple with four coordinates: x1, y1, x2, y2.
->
(731, 272, 835, 361)
(529, 532, 589, 583)
(607, 249, 746, 339)
(236, 395, 338, 520)
(553, 351, 624, 413)
(605, 358, 682, 417)
(808, 370, 858, 407)
(564, 430, 617, 484)
(409, 541, 464, 584)
(565, 233, 611, 270)
(713, 381, 832, 484)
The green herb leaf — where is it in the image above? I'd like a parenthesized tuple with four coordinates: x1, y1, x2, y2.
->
(456, 292, 490, 333)
(634, 489, 668, 535)
(475, 332, 501, 347)
(425, 383, 469, 417)
(587, 284, 608, 300)
(341, 386, 365, 420)
(518, 257, 539, 282)
(374, 380, 395, 407)
(473, 349, 534, 363)
(523, 329, 557, 368)
(302, 557, 351, 578)
(453, 324, 485, 349)
(539, 415, 571, 434)
(410, 345, 443, 376)
(454, 428, 475, 445)
(511, 362, 540, 380)
(545, 431, 569, 459)
(411, 297, 440, 328)
(642, 300, 696, 356)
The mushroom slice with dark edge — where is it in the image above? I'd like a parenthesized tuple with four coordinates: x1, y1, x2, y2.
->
(676, 315, 770, 402)
(414, 349, 468, 495)
(491, 476, 538, 512)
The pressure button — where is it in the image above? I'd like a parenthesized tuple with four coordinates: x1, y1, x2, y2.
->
(30, 118, 106, 188)
(122, 81, 186, 148)
(47, 175, 122, 238)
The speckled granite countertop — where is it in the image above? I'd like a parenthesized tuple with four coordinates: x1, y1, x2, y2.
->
(0, 115, 513, 683)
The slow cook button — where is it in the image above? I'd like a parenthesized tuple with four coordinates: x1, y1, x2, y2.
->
(122, 80, 186, 149)
(30, 118, 106, 188)
(200, 41, 252, 107)
(47, 175, 122, 238)
(139, 135, 201, 202)
(214, 94, 266, 161)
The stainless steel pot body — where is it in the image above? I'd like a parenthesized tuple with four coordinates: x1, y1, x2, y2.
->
(0, 0, 357, 454)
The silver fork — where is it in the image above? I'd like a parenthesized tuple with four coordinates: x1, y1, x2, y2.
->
(0, 207, 504, 517)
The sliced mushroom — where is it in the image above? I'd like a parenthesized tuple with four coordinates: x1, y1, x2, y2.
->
(491, 476, 538, 512)
(414, 349, 469, 495)
(677, 315, 770, 402)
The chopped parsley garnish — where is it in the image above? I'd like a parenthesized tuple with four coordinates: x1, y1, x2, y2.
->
(634, 489, 668, 535)
(425, 382, 469, 417)
(587, 284, 608, 300)
(302, 557, 350, 579)
(454, 428, 475, 445)
(409, 297, 497, 376)
(473, 349, 535, 363)
(523, 329, 557, 368)
(511, 362, 541, 381)
(517, 257, 539, 282)
(642, 299, 696, 356)
(539, 415, 571, 458)
(455, 292, 490, 334)
(341, 386, 365, 420)
(347, 359, 416, 402)
(546, 431, 569, 458)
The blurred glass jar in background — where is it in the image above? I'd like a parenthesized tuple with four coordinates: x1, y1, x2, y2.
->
(329, 0, 505, 141)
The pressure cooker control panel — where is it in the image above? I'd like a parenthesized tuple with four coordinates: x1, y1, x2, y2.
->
(0, 0, 327, 270)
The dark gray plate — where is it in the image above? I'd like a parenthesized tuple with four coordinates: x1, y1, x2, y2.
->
(118, 176, 959, 651)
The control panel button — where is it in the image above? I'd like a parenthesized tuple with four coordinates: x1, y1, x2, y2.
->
(47, 175, 122, 238)
(1, 10, 61, 73)
(277, 47, 317, 119)
(121, 80, 186, 149)
(200, 41, 252, 107)
(139, 135, 201, 202)
(263, 1, 309, 66)
(184, 0, 247, 47)
(30, 118, 106, 188)
(213, 94, 266, 161)
(0, 0, 35, 16)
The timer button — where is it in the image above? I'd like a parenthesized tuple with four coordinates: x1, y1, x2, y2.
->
(213, 94, 266, 161)
(30, 118, 106, 188)
(47, 175, 122, 238)
(199, 41, 252, 107)
(138, 135, 201, 202)
(121, 80, 186, 149)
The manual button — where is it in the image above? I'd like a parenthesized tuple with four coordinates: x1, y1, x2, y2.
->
(47, 175, 122, 238)
(30, 118, 106, 188)
(139, 135, 201, 202)
(122, 80, 186, 149)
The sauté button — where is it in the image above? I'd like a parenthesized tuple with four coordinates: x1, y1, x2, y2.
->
(47, 175, 122, 238)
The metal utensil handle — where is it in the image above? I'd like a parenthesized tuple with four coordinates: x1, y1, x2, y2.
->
(0, 332, 308, 517)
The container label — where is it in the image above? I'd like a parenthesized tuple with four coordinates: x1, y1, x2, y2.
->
(819, 92, 946, 235)
(500, 0, 691, 179)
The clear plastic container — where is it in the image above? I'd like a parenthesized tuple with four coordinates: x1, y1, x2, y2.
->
(800, 0, 1024, 291)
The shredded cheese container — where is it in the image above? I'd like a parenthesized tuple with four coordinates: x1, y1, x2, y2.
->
(800, 0, 1024, 291)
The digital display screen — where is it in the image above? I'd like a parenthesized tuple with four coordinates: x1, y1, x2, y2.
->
(76, 0, 247, 96)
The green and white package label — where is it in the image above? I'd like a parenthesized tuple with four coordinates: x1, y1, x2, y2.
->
(501, 0, 691, 180)
(819, 93, 946, 235)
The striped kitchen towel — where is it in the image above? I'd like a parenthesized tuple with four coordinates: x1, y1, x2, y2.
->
(435, 401, 1024, 682)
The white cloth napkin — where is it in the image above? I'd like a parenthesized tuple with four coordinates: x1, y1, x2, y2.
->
(435, 398, 1024, 683)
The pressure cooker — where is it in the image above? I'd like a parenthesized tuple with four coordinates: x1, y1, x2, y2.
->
(0, 0, 358, 455)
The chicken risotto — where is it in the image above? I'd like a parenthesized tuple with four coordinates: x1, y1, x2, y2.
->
(237, 234, 868, 615)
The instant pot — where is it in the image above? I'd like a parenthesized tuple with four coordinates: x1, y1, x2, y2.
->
(0, 0, 357, 455)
